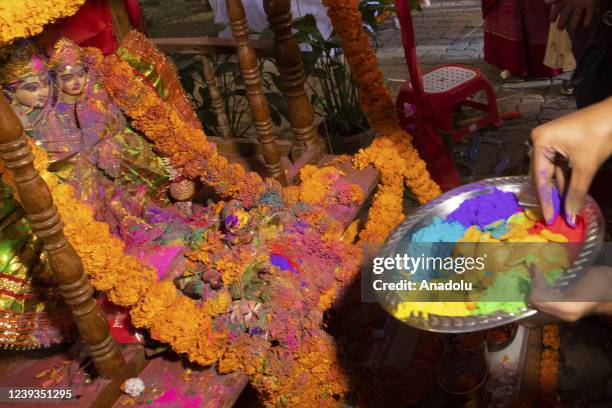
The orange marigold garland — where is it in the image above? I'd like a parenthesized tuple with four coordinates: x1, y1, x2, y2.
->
(324, 0, 441, 244)
(0, 141, 232, 366)
(93, 49, 266, 208)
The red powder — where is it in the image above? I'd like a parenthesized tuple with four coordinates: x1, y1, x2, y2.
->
(529, 215, 585, 243)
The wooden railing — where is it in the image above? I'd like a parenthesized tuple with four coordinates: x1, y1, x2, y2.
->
(151, 0, 326, 185)
(0, 95, 125, 379)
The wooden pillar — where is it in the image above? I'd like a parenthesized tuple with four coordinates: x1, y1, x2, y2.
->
(0, 96, 125, 379)
(263, 0, 324, 162)
(202, 55, 232, 139)
(227, 0, 287, 185)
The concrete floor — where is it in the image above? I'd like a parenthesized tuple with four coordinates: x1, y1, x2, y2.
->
(140, 1, 612, 406)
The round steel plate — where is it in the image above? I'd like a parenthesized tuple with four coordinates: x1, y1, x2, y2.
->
(375, 176, 605, 333)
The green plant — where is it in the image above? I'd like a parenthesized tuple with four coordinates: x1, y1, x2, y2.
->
(173, 53, 289, 138)
(294, 14, 368, 138)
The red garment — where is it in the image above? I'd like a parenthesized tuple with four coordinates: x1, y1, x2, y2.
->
(482, 0, 558, 78)
(45, 0, 142, 55)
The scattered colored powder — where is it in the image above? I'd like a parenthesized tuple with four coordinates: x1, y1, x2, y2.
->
(270, 254, 299, 273)
(135, 245, 184, 279)
(447, 188, 521, 228)
(153, 387, 202, 408)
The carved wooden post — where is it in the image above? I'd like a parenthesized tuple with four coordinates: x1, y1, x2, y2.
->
(0, 96, 125, 379)
(202, 55, 232, 139)
(263, 0, 324, 162)
(227, 0, 287, 185)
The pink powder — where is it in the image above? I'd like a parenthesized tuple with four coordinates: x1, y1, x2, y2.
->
(154, 387, 202, 408)
(447, 188, 521, 228)
(136, 246, 183, 278)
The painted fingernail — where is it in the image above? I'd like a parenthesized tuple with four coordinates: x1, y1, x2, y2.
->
(565, 213, 577, 228)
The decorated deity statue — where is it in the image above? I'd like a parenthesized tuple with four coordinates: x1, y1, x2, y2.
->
(37, 38, 172, 221)
(0, 42, 51, 133)
(0, 43, 74, 349)
(0, 39, 196, 286)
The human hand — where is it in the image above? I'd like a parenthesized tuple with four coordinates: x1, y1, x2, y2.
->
(546, 0, 597, 31)
(530, 97, 612, 226)
(529, 265, 612, 322)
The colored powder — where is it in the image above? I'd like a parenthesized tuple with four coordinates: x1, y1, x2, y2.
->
(270, 253, 300, 273)
(154, 387, 202, 408)
(395, 301, 473, 319)
(530, 215, 585, 242)
(411, 217, 467, 243)
(545, 268, 565, 285)
(136, 245, 184, 279)
(447, 188, 521, 228)
(473, 264, 530, 315)
(483, 219, 508, 239)
(406, 217, 466, 281)
(550, 185, 561, 224)
(260, 190, 283, 208)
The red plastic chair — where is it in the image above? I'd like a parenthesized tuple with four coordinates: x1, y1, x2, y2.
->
(394, 0, 501, 191)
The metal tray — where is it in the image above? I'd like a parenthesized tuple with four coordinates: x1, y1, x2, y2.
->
(375, 176, 605, 333)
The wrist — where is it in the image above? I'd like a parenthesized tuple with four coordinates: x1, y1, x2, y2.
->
(593, 266, 612, 315)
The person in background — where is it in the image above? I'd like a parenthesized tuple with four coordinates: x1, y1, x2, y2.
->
(543, 18, 577, 95)
(548, 0, 612, 108)
(482, 0, 560, 82)
(530, 96, 612, 322)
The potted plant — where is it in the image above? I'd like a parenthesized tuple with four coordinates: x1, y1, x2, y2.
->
(293, 1, 399, 155)
(173, 53, 289, 139)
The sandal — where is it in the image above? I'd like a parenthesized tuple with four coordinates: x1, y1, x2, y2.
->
(500, 70, 525, 83)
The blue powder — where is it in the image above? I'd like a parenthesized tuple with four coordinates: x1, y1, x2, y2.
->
(401, 217, 467, 281)
(260, 191, 283, 209)
(483, 220, 508, 239)
(446, 188, 521, 228)
(411, 217, 467, 243)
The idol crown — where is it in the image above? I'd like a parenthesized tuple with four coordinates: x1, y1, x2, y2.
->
(0, 42, 48, 86)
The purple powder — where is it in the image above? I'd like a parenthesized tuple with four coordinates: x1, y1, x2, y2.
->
(549, 184, 561, 225)
(447, 188, 521, 228)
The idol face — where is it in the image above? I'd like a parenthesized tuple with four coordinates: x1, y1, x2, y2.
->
(57, 65, 87, 98)
(10, 75, 50, 109)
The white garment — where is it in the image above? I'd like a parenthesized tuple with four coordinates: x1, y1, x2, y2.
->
(208, 0, 333, 40)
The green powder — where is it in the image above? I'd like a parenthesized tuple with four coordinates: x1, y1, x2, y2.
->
(473, 265, 530, 315)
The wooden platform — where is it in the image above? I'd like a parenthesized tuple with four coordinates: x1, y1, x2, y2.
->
(113, 354, 248, 408)
(0, 342, 146, 408)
